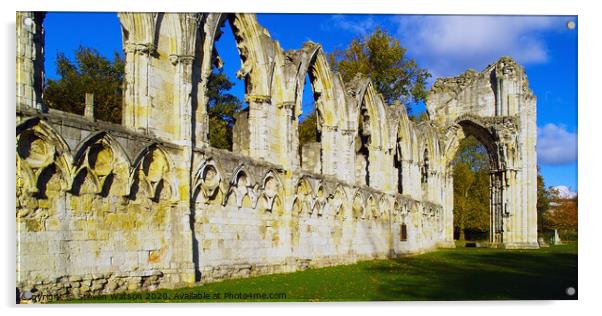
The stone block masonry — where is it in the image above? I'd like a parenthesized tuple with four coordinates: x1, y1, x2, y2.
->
(16, 12, 538, 303)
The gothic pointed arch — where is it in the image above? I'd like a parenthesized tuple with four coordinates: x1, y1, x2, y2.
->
(378, 195, 391, 220)
(130, 144, 178, 203)
(351, 191, 365, 220)
(293, 176, 315, 217)
(117, 12, 159, 52)
(292, 42, 349, 128)
(225, 164, 257, 208)
(16, 118, 73, 196)
(354, 77, 390, 151)
(258, 170, 284, 213)
(366, 194, 378, 219)
(162, 13, 202, 58)
(445, 116, 505, 170)
(193, 158, 224, 205)
(329, 185, 349, 219)
(201, 13, 277, 100)
(72, 132, 132, 196)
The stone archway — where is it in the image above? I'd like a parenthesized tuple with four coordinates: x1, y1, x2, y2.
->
(430, 57, 538, 249)
(446, 118, 507, 245)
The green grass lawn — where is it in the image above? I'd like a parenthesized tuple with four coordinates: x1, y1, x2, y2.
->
(61, 243, 577, 303)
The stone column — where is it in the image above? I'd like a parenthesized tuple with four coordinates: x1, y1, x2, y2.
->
(338, 129, 356, 184)
(168, 51, 197, 284)
(442, 173, 455, 247)
(320, 125, 339, 177)
(400, 159, 411, 196)
(273, 102, 295, 169)
(194, 74, 210, 148)
(84, 93, 94, 120)
(247, 95, 271, 161)
(504, 100, 538, 248)
(170, 55, 195, 145)
(122, 42, 155, 133)
(16, 12, 45, 111)
(368, 147, 393, 193)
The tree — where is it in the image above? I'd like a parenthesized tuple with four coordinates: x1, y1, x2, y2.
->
(298, 109, 319, 148)
(44, 46, 124, 124)
(300, 28, 431, 147)
(410, 111, 429, 123)
(453, 163, 475, 241)
(452, 136, 490, 240)
(543, 195, 578, 232)
(328, 27, 431, 107)
(206, 67, 243, 150)
(536, 166, 553, 234)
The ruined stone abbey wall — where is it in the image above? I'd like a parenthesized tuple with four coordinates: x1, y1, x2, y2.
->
(16, 12, 538, 302)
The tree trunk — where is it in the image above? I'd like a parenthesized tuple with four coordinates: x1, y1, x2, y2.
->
(459, 189, 469, 241)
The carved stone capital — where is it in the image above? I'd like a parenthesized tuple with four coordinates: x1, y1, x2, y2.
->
(277, 101, 295, 110)
(245, 95, 272, 104)
(340, 129, 355, 136)
(124, 42, 156, 56)
(322, 125, 338, 132)
(169, 54, 195, 66)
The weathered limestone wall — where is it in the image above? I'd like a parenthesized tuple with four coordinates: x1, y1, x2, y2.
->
(16, 12, 538, 302)
(191, 150, 443, 282)
(16, 108, 194, 302)
(301, 142, 321, 174)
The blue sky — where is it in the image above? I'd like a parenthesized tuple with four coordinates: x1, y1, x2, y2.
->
(43, 12, 578, 191)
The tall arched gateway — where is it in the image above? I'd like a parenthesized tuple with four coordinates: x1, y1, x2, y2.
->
(429, 58, 539, 249)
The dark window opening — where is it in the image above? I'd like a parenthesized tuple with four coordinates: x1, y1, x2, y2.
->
(400, 223, 408, 241)
(394, 146, 403, 194)
(298, 73, 319, 169)
(356, 108, 371, 186)
(421, 149, 429, 184)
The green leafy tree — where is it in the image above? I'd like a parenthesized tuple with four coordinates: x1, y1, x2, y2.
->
(298, 109, 319, 148)
(44, 46, 241, 149)
(328, 27, 431, 107)
(206, 67, 243, 150)
(452, 136, 490, 240)
(300, 28, 431, 147)
(410, 111, 430, 123)
(44, 46, 124, 124)
(536, 166, 553, 234)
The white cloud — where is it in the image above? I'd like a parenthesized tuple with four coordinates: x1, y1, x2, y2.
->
(551, 185, 577, 199)
(325, 15, 378, 37)
(393, 15, 570, 79)
(537, 123, 577, 165)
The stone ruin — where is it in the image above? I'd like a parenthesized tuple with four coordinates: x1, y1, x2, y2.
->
(16, 12, 539, 302)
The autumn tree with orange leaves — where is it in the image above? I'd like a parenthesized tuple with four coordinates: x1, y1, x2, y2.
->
(543, 195, 578, 232)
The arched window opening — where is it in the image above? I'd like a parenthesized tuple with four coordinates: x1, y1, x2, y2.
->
(421, 149, 429, 184)
(355, 107, 371, 186)
(298, 73, 320, 171)
(394, 145, 403, 194)
(400, 223, 408, 241)
(43, 12, 124, 124)
(207, 19, 245, 151)
(452, 135, 491, 242)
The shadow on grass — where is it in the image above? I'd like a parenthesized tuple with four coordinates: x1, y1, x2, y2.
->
(57, 244, 577, 303)
(366, 245, 578, 301)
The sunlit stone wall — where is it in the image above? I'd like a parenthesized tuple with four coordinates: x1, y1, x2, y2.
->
(15, 12, 537, 302)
